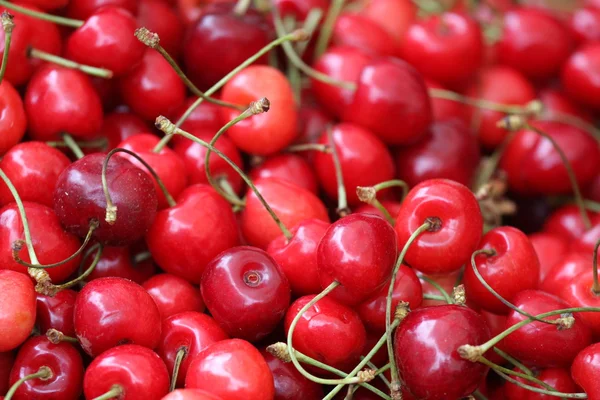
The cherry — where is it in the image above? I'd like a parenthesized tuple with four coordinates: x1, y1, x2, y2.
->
(426, 80, 469, 123)
(185, 339, 274, 400)
(220, 65, 298, 155)
(318, 213, 397, 305)
(570, 222, 600, 259)
(54, 153, 158, 246)
(313, 123, 395, 206)
(395, 118, 480, 188)
(0, 351, 13, 394)
(0, 82, 25, 156)
(295, 105, 332, 146)
(0, 270, 36, 352)
(260, 348, 323, 400)
(240, 177, 329, 249)
(25, 65, 103, 142)
(560, 271, 600, 336)
(586, 174, 600, 203)
(562, 42, 600, 111)
(0, 142, 70, 208)
(541, 252, 589, 297)
(504, 367, 578, 400)
(344, 58, 432, 145)
(74, 277, 161, 357)
(36, 289, 77, 337)
(66, 0, 137, 19)
(274, 0, 328, 21)
(97, 108, 153, 151)
(571, 342, 600, 400)
(394, 305, 490, 399)
(284, 295, 367, 372)
(528, 232, 569, 282)
(156, 311, 228, 388)
(83, 344, 169, 400)
(84, 245, 156, 284)
(250, 154, 318, 195)
(355, 200, 403, 221)
(146, 184, 240, 284)
(543, 205, 598, 242)
(570, 6, 600, 44)
(331, 13, 398, 57)
(8, 336, 83, 400)
(464, 226, 540, 314)
(201, 246, 291, 342)
(395, 179, 483, 275)
(162, 389, 223, 400)
(21, 0, 67, 11)
(138, 0, 184, 58)
(143, 274, 204, 320)
(538, 87, 594, 122)
(359, 0, 417, 48)
(170, 98, 222, 135)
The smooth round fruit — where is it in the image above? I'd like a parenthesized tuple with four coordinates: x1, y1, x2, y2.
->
(0, 270, 36, 352)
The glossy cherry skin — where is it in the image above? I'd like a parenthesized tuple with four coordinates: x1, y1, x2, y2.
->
(318, 213, 397, 305)
(360, 0, 417, 47)
(183, 5, 270, 90)
(157, 312, 228, 388)
(572, 343, 600, 400)
(500, 121, 600, 195)
(0, 142, 70, 208)
(66, 0, 137, 19)
(539, 88, 593, 122)
(425, 80, 469, 123)
(541, 252, 589, 297)
(0, 351, 14, 394)
(25, 65, 103, 141)
(162, 389, 224, 400)
(240, 177, 329, 249)
(8, 336, 83, 400)
(395, 305, 490, 400)
(344, 58, 432, 145)
(284, 295, 366, 372)
(261, 348, 323, 400)
(185, 339, 274, 400)
(560, 271, 600, 336)
(395, 118, 480, 188)
(0, 270, 36, 352)
(543, 205, 598, 242)
(54, 153, 158, 246)
(250, 154, 318, 195)
(295, 105, 332, 146)
(529, 232, 569, 282)
(36, 289, 77, 337)
(101, 111, 151, 151)
(313, 123, 395, 206)
(146, 184, 240, 284)
(170, 97, 222, 134)
(0, 82, 26, 156)
(201, 246, 291, 342)
(138, 0, 184, 58)
(570, 7, 600, 44)
(331, 13, 398, 57)
(143, 274, 204, 320)
(562, 43, 600, 111)
(0, 202, 82, 283)
(84, 344, 169, 400)
(505, 367, 577, 399)
(395, 179, 483, 275)
(464, 226, 540, 314)
(74, 277, 161, 357)
(85, 245, 156, 284)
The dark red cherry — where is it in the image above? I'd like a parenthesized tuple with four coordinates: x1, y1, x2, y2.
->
(295, 105, 332, 146)
(74, 277, 161, 357)
(313, 123, 395, 206)
(84, 344, 169, 400)
(54, 153, 158, 246)
(156, 311, 228, 388)
(394, 305, 490, 399)
(261, 348, 323, 400)
(25, 65, 103, 142)
(36, 289, 77, 337)
(250, 154, 318, 195)
(146, 184, 240, 284)
(344, 58, 432, 145)
(201, 246, 291, 342)
(8, 336, 83, 400)
(538, 87, 593, 122)
(570, 7, 600, 44)
(101, 111, 152, 152)
(67, 0, 137, 19)
(0, 82, 26, 156)
(504, 367, 578, 400)
(331, 13, 398, 57)
(138, 0, 184, 58)
(284, 295, 366, 372)
(543, 205, 598, 243)
(541, 252, 589, 297)
(0, 270, 36, 352)
(185, 339, 274, 400)
(529, 232, 569, 282)
(143, 274, 204, 320)
(318, 213, 397, 305)
(395, 179, 483, 275)
(0, 351, 14, 394)
(426, 80, 469, 123)
(571, 343, 600, 400)
(274, 0, 328, 21)
(170, 97, 222, 134)
(84, 245, 156, 284)
(562, 43, 600, 111)
(162, 389, 223, 400)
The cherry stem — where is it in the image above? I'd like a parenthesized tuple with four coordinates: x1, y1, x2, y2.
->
(28, 47, 113, 78)
(91, 385, 124, 400)
(314, 0, 345, 59)
(205, 98, 270, 207)
(372, 199, 395, 226)
(155, 116, 293, 240)
(153, 30, 308, 153)
(363, 359, 391, 389)
(493, 347, 533, 376)
(4, 366, 52, 400)
(233, 0, 252, 15)
(473, 130, 517, 191)
(428, 88, 542, 115)
(0, 11, 14, 85)
(592, 238, 600, 295)
(285, 143, 330, 153)
(102, 148, 176, 224)
(47, 137, 108, 151)
(387, 221, 433, 386)
(296, 8, 323, 56)
(422, 293, 447, 302)
(374, 180, 410, 200)
(60, 133, 85, 159)
(541, 110, 600, 145)
(170, 347, 187, 392)
(326, 127, 349, 216)
(0, 0, 83, 27)
(478, 356, 560, 393)
(46, 328, 78, 344)
(418, 274, 453, 304)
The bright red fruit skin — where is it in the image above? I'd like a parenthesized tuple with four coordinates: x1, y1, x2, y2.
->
(171, 98, 222, 134)
(250, 154, 318, 195)
(504, 367, 577, 399)
(0, 82, 26, 155)
(8, 336, 83, 400)
(541, 252, 589, 297)
(570, 7, 600, 44)
(85, 245, 156, 284)
(162, 389, 224, 400)
(84, 345, 169, 400)
(562, 43, 600, 111)
(36, 289, 77, 337)
(572, 343, 600, 400)
(0, 270, 36, 352)
(395, 179, 483, 274)
(360, 0, 417, 46)
(138, 0, 184, 58)
(394, 305, 490, 400)
(331, 13, 398, 57)
(146, 184, 240, 284)
(185, 339, 275, 400)
(529, 232, 569, 282)
(464, 226, 540, 314)
(426, 80, 469, 123)
(560, 271, 600, 336)
(66, 0, 137, 19)
(543, 205, 598, 242)
(261, 348, 323, 400)
(74, 277, 162, 357)
(143, 274, 205, 320)
(100, 111, 151, 151)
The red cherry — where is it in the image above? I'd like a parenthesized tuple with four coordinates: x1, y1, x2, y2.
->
(0, 82, 26, 156)
(560, 271, 600, 336)
(419, 271, 460, 307)
(0, 351, 14, 394)
(15, 0, 67, 11)
(571, 343, 600, 400)
(360, 0, 417, 47)
(66, 0, 137, 19)
(162, 389, 223, 400)
(157, 312, 228, 388)
(344, 58, 432, 145)
(538, 87, 594, 122)
(394, 305, 490, 399)
(274, 0, 328, 21)
(101, 111, 151, 151)
(541, 252, 589, 297)
(36, 289, 77, 337)
(0, 270, 36, 352)
(170, 97, 223, 134)
(54, 153, 158, 246)
(84, 245, 156, 284)
(395, 179, 483, 274)
(25, 66, 103, 142)
(84, 344, 169, 400)
(504, 367, 577, 400)
(570, 222, 600, 258)
(138, 0, 184, 58)
(585, 174, 600, 203)
(543, 205, 598, 242)
(260, 348, 323, 400)
(570, 7, 600, 44)
(313, 123, 395, 206)
(201, 246, 291, 342)
(426, 80, 469, 123)
(143, 274, 204, 320)
(296, 105, 332, 146)
(185, 339, 274, 400)
(464, 226, 540, 314)
(284, 295, 366, 372)
(74, 277, 161, 357)
(0, 142, 70, 208)
(146, 184, 240, 284)
(331, 13, 398, 57)
(355, 200, 403, 221)
(529, 232, 569, 282)
(8, 336, 83, 400)
(562, 43, 600, 111)
(250, 154, 318, 195)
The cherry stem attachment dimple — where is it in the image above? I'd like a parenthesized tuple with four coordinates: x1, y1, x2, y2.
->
(0, 11, 14, 85)
(28, 47, 113, 78)
(592, 238, 600, 295)
(61, 133, 86, 159)
(91, 385, 124, 400)
(428, 88, 542, 116)
(326, 127, 349, 216)
(4, 366, 52, 400)
(170, 347, 187, 392)
(0, 0, 83, 27)
(46, 328, 78, 344)
(314, 0, 345, 59)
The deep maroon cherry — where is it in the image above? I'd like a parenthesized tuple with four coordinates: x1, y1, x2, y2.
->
(562, 42, 600, 111)
(0, 82, 26, 156)
(36, 289, 77, 337)
(66, 0, 137, 19)
(504, 367, 578, 400)
(84, 245, 156, 284)
(0, 270, 36, 352)
(528, 232, 569, 282)
(0, 351, 14, 394)
(543, 205, 599, 243)
(73, 277, 161, 357)
(331, 13, 398, 57)
(138, 0, 184, 58)
(143, 274, 204, 320)
(250, 154, 318, 195)
(100, 111, 151, 151)
(571, 343, 600, 400)
(261, 348, 323, 400)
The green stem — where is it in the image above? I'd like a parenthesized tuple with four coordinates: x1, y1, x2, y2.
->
(419, 275, 453, 304)
(42, 244, 103, 296)
(0, 0, 83, 27)
(28, 47, 113, 78)
(429, 88, 539, 115)
(0, 11, 14, 85)
(592, 238, 600, 295)
(46, 137, 108, 150)
(46, 328, 79, 344)
(366, 360, 391, 389)
(170, 347, 187, 392)
(61, 133, 85, 159)
(422, 293, 447, 302)
(296, 8, 323, 55)
(373, 179, 410, 200)
(370, 198, 395, 226)
(4, 366, 52, 400)
(493, 347, 533, 376)
(313, 0, 345, 59)
(473, 130, 517, 191)
(327, 127, 349, 216)
(233, 0, 252, 15)
(478, 356, 556, 392)
(285, 143, 330, 153)
(91, 385, 124, 400)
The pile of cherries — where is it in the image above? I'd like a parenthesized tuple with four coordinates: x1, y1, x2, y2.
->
(2, 0, 600, 399)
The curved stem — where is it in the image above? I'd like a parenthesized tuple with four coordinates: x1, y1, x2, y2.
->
(0, 11, 14, 85)
(46, 137, 108, 151)
(473, 130, 517, 191)
(428, 88, 539, 115)
(296, 8, 323, 56)
(28, 47, 113, 78)
(170, 347, 187, 392)
(419, 275, 453, 304)
(373, 179, 410, 200)
(370, 199, 395, 226)
(0, 0, 83, 27)
(46, 328, 78, 344)
(493, 347, 533, 376)
(61, 133, 85, 159)
(541, 110, 600, 145)
(233, 0, 251, 15)
(4, 366, 52, 400)
(40, 244, 103, 296)
(327, 127, 349, 216)
(285, 143, 330, 153)
(313, 0, 345, 59)
(593, 238, 600, 295)
(478, 357, 560, 393)
(91, 385, 124, 400)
